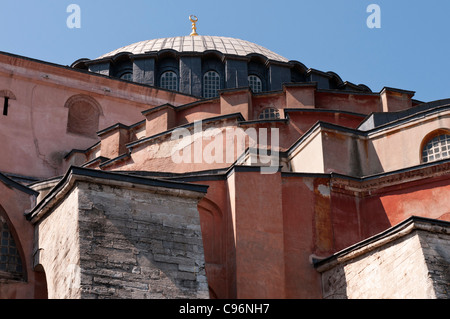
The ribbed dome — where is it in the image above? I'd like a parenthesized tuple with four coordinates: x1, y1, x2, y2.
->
(98, 36, 289, 62)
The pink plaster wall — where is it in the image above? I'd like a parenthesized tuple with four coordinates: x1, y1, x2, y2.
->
(0, 53, 197, 179)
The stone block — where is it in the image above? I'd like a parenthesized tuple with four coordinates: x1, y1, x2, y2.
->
(34, 176, 208, 299)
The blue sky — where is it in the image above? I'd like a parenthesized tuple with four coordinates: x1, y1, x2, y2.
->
(1, 0, 449, 102)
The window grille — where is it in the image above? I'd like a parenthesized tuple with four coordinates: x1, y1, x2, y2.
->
(248, 75, 262, 93)
(203, 71, 220, 98)
(0, 216, 23, 280)
(120, 72, 133, 81)
(259, 108, 280, 120)
(160, 71, 178, 91)
(422, 134, 450, 163)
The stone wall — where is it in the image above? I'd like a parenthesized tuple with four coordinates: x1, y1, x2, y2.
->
(317, 218, 450, 299)
(418, 229, 450, 299)
(34, 171, 209, 299)
(77, 182, 208, 299)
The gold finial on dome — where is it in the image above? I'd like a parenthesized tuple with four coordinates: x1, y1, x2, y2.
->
(189, 15, 199, 36)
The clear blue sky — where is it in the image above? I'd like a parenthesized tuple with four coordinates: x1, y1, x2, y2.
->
(1, 0, 449, 102)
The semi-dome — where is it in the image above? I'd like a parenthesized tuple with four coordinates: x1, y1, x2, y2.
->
(98, 35, 289, 63)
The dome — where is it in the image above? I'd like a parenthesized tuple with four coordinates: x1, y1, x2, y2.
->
(98, 36, 289, 63)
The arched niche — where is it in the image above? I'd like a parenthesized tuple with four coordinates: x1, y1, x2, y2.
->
(247, 54, 269, 92)
(197, 197, 224, 265)
(65, 94, 103, 138)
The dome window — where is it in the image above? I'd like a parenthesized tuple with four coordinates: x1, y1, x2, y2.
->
(422, 133, 450, 163)
(248, 75, 262, 93)
(160, 71, 178, 91)
(259, 108, 280, 120)
(203, 71, 220, 98)
(120, 72, 133, 81)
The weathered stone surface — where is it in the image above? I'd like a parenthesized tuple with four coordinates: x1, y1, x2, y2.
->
(35, 180, 209, 299)
(418, 231, 450, 298)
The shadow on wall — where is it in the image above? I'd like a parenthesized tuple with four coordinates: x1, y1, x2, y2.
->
(354, 137, 384, 177)
(197, 197, 227, 299)
(79, 197, 207, 299)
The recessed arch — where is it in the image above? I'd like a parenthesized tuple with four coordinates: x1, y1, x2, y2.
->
(327, 71, 344, 89)
(198, 197, 223, 264)
(156, 49, 179, 60)
(203, 50, 226, 63)
(247, 55, 268, 91)
(289, 60, 308, 83)
(65, 94, 103, 138)
(247, 53, 269, 66)
(201, 52, 224, 97)
(110, 53, 133, 79)
(33, 263, 48, 299)
(111, 52, 133, 63)
(156, 53, 179, 89)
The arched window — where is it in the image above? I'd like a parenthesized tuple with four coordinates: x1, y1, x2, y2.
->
(0, 215, 24, 280)
(120, 72, 133, 81)
(160, 71, 178, 91)
(248, 75, 262, 93)
(259, 108, 280, 120)
(203, 71, 220, 98)
(422, 133, 450, 163)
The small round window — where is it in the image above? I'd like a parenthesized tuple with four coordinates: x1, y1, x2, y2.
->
(422, 133, 450, 163)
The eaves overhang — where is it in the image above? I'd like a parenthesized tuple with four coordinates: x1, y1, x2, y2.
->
(26, 166, 209, 224)
(313, 216, 450, 273)
(0, 171, 39, 196)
